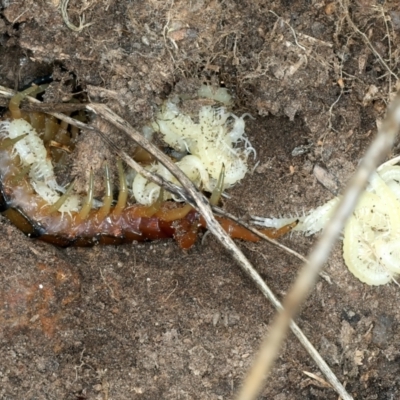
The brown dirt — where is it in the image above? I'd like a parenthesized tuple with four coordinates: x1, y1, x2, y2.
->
(1, 1, 400, 399)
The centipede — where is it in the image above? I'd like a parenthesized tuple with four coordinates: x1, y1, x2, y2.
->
(0, 84, 295, 249)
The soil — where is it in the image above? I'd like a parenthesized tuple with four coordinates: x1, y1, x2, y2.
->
(1, 1, 400, 399)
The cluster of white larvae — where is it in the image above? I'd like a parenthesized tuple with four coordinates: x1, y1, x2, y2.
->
(0, 118, 81, 212)
(0, 85, 254, 212)
(132, 85, 255, 205)
(253, 157, 400, 286)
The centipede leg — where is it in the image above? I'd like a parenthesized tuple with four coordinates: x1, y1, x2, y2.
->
(259, 220, 299, 239)
(8, 84, 49, 120)
(43, 115, 60, 143)
(140, 188, 164, 217)
(9, 165, 31, 185)
(54, 120, 71, 145)
(28, 112, 45, 133)
(0, 133, 28, 150)
(97, 162, 113, 221)
(113, 159, 128, 217)
(70, 110, 85, 140)
(210, 164, 225, 206)
(77, 169, 94, 222)
(154, 203, 193, 222)
(47, 181, 75, 214)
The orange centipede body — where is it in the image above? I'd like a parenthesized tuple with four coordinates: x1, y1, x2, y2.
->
(0, 85, 295, 249)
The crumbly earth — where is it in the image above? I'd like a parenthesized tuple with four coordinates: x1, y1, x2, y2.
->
(1, 1, 400, 399)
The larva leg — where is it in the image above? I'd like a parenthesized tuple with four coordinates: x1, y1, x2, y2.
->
(154, 203, 193, 222)
(209, 164, 225, 206)
(77, 169, 94, 222)
(113, 159, 128, 217)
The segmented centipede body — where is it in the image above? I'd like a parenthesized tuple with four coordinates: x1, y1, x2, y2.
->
(0, 85, 295, 248)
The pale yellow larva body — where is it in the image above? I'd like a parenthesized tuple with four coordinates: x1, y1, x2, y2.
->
(132, 85, 255, 205)
(252, 161, 400, 286)
(0, 119, 80, 213)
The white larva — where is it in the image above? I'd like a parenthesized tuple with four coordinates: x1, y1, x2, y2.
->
(131, 164, 162, 206)
(142, 86, 254, 199)
(374, 238, 400, 274)
(296, 197, 340, 236)
(252, 160, 400, 285)
(252, 197, 340, 237)
(132, 155, 211, 206)
(1, 119, 79, 213)
(343, 213, 393, 286)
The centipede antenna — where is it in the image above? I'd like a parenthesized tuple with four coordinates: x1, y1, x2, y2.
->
(48, 180, 75, 214)
(78, 169, 94, 221)
(0, 133, 28, 150)
(8, 84, 49, 120)
(210, 164, 225, 206)
(114, 159, 128, 217)
(97, 162, 113, 220)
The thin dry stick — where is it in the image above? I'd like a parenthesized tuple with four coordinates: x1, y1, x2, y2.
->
(237, 94, 400, 400)
(0, 85, 351, 399)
